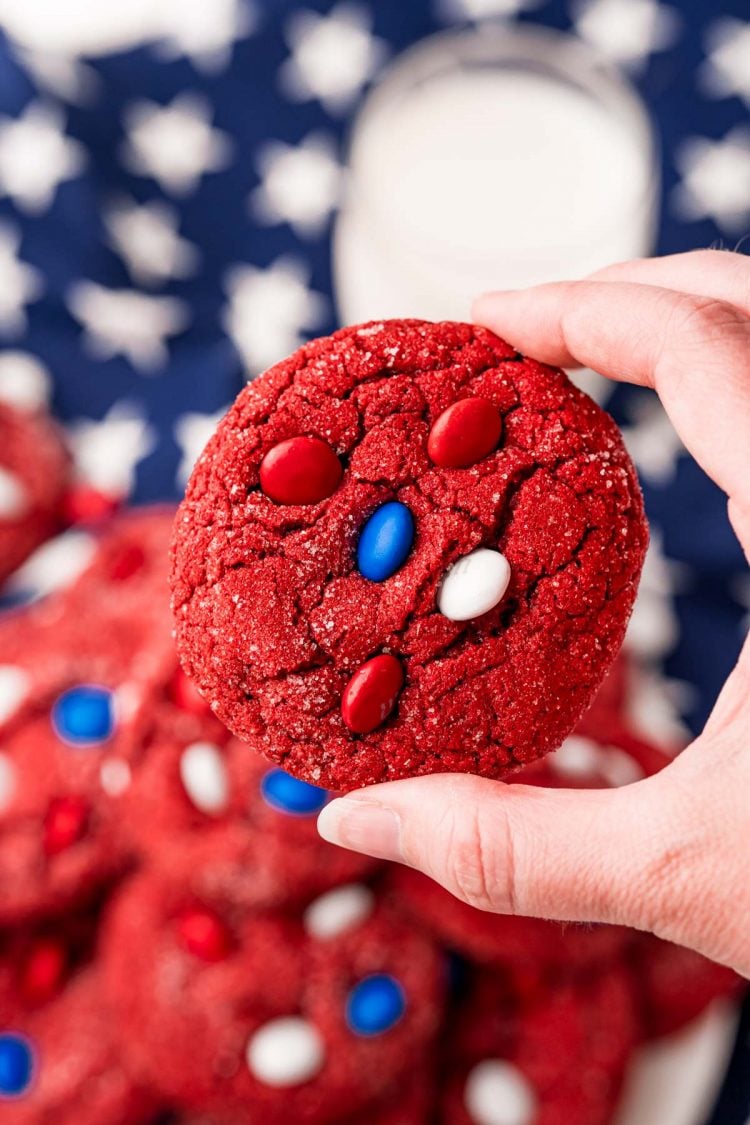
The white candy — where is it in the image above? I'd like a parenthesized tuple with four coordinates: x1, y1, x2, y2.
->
(100, 758, 132, 797)
(179, 742, 229, 815)
(246, 1017, 324, 1087)
(303, 884, 375, 939)
(438, 549, 511, 622)
(0, 666, 31, 725)
(0, 753, 16, 813)
(464, 1060, 536, 1125)
(0, 467, 29, 520)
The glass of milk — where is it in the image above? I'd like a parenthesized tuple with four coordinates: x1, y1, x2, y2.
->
(334, 24, 659, 325)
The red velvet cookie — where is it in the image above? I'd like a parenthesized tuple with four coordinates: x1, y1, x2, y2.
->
(631, 935, 743, 1040)
(0, 401, 69, 588)
(119, 696, 377, 909)
(171, 320, 647, 789)
(102, 871, 444, 1122)
(439, 966, 639, 1125)
(0, 967, 159, 1123)
(0, 510, 179, 923)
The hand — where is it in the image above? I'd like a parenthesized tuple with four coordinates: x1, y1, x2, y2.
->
(318, 250, 750, 978)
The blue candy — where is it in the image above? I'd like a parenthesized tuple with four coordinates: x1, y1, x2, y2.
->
(260, 769, 328, 816)
(0, 1034, 34, 1098)
(346, 974, 406, 1036)
(357, 502, 415, 582)
(51, 685, 115, 747)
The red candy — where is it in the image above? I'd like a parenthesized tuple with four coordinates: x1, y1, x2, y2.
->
(43, 795, 89, 856)
(427, 397, 502, 469)
(260, 437, 342, 505)
(176, 907, 231, 962)
(20, 939, 67, 1003)
(342, 654, 404, 735)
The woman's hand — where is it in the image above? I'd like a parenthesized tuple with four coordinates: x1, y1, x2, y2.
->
(318, 250, 750, 978)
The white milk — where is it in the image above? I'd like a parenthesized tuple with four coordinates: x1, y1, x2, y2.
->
(334, 27, 658, 323)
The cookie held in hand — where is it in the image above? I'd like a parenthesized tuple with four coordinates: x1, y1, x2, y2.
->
(171, 320, 647, 789)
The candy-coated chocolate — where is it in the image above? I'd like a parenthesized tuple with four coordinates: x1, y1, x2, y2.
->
(43, 795, 89, 856)
(246, 1017, 325, 1087)
(179, 742, 229, 815)
(341, 655, 403, 735)
(427, 397, 502, 469)
(438, 549, 511, 622)
(464, 1059, 537, 1125)
(357, 501, 415, 582)
(346, 974, 406, 1036)
(259, 437, 342, 505)
(260, 769, 328, 816)
(51, 685, 115, 747)
(0, 1033, 34, 1097)
(19, 940, 67, 1004)
(176, 907, 231, 962)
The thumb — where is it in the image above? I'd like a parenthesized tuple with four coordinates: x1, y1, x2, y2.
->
(318, 770, 689, 937)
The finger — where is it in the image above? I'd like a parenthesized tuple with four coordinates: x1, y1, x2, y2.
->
(317, 768, 747, 970)
(472, 280, 750, 524)
(588, 249, 750, 318)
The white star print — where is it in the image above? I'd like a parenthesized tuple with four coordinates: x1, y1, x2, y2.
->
(223, 257, 327, 377)
(14, 47, 100, 106)
(700, 19, 750, 108)
(673, 127, 750, 233)
(622, 394, 685, 486)
(625, 531, 690, 662)
(0, 352, 51, 410)
(104, 198, 200, 288)
(152, 0, 257, 73)
(6, 529, 96, 603)
(571, 0, 680, 70)
(280, 3, 387, 114)
(66, 401, 156, 499)
(250, 133, 343, 237)
(175, 407, 228, 485)
(67, 282, 189, 372)
(0, 102, 85, 214)
(120, 93, 233, 196)
(0, 222, 43, 335)
(437, 0, 541, 20)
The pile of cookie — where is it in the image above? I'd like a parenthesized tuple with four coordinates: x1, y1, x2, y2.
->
(0, 496, 741, 1124)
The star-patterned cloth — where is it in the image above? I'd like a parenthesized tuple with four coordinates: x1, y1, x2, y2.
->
(0, 2, 746, 1118)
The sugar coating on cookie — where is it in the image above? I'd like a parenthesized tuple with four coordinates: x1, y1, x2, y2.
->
(171, 320, 647, 789)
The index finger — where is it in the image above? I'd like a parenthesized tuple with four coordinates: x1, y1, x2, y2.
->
(472, 279, 750, 521)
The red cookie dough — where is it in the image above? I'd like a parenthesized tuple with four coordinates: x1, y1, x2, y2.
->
(118, 694, 378, 910)
(0, 509, 179, 923)
(171, 320, 647, 789)
(440, 966, 639, 1125)
(0, 688, 135, 925)
(631, 936, 743, 1040)
(0, 401, 69, 588)
(102, 872, 444, 1122)
(1, 967, 159, 1124)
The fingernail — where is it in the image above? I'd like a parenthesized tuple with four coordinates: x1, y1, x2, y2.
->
(317, 797, 403, 862)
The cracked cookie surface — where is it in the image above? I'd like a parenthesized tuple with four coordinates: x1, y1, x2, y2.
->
(170, 320, 647, 790)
